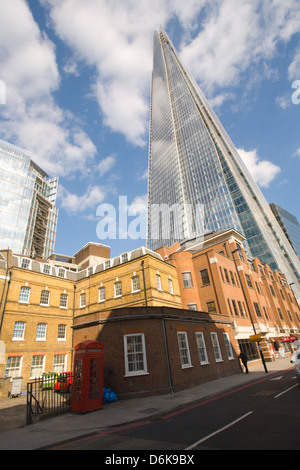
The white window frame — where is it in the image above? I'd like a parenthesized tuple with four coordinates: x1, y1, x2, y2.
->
(195, 332, 209, 365)
(156, 274, 162, 291)
(182, 271, 193, 288)
(131, 275, 140, 293)
(58, 267, 66, 278)
(53, 354, 67, 374)
(98, 286, 106, 302)
(21, 258, 31, 269)
(211, 332, 223, 362)
(40, 289, 50, 306)
(80, 293, 86, 308)
(19, 286, 30, 304)
(43, 264, 51, 275)
(36, 323, 47, 341)
(223, 332, 235, 360)
(5, 356, 23, 378)
(168, 278, 174, 294)
(124, 333, 148, 377)
(114, 281, 122, 298)
(60, 293, 68, 309)
(30, 355, 46, 379)
(12, 321, 26, 341)
(57, 324, 67, 341)
(177, 332, 192, 368)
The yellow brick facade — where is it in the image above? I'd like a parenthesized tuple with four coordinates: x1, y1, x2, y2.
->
(0, 247, 182, 392)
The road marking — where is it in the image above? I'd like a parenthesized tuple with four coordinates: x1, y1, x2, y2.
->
(185, 412, 253, 450)
(274, 384, 299, 399)
(270, 376, 283, 381)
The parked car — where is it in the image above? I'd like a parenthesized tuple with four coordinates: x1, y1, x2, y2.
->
(54, 371, 72, 392)
(290, 350, 300, 384)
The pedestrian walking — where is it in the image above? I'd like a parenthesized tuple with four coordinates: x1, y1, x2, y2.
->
(239, 351, 249, 374)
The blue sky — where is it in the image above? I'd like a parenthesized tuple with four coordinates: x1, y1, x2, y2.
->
(0, 0, 299, 259)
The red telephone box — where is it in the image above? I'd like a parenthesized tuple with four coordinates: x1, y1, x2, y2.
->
(71, 340, 104, 413)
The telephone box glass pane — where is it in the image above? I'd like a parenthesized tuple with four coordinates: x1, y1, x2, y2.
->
(74, 359, 83, 401)
(89, 358, 100, 400)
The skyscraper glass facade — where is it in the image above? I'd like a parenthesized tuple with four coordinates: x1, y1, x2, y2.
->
(0, 139, 58, 259)
(270, 203, 300, 260)
(147, 29, 300, 296)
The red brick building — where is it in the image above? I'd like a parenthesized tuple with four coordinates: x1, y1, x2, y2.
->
(156, 229, 300, 364)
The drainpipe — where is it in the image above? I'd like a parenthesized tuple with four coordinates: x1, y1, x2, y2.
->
(141, 260, 148, 307)
(162, 317, 174, 394)
(0, 270, 12, 335)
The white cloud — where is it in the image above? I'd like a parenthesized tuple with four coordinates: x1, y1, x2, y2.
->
(238, 148, 281, 188)
(0, 0, 97, 177)
(39, 0, 300, 148)
(59, 184, 106, 214)
(97, 155, 116, 177)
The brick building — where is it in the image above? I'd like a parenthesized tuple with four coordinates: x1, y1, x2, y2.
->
(0, 243, 241, 398)
(156, 229, 300, 364)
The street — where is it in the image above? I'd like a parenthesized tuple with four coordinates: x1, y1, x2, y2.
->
(45, 368, 300, 451)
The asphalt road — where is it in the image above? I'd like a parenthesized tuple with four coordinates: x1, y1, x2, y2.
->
(45, 368, 300, 451)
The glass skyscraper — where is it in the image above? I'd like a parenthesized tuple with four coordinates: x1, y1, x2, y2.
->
(147, 28, 300, 296)
(0, 139, 58, 259)
(270, 203, 300, 260)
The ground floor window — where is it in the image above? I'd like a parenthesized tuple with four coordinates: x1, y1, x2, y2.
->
(124, 333, 148, 376)
(30, 355, 45, 379)
(53, 354, 67, 374)
(177, 332, 192, 368)
(5, 356, 23, 378)
(238, 339, 260, 361)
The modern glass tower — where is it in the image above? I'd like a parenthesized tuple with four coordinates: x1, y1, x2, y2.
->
(270, 203, 300, 260)
(0, 139, 58, 259)
(147, 28, 300, 296)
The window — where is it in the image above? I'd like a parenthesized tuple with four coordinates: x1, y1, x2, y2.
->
(60, 293, 68, 308)
(21, 258, 30, 269)
(53, 354, 67, 374)
(36, 323, 47, 341)
(263, 306, 269, 320)
(219, 267, 225, 282)
(43, 264, 51, 274)
(30, 355, 45, 378)
(200, 269, 210, 286)
(206, 301, 217, 314)
(19, 286, 30, 303)
(230, 271, 236, 285)
(114, 281, 122, 297)
(277, 307, 284, 320)
(124, 334, 148, 376)
(253, 302, 262, 318)
(168, 278, 174, 294)
(245, 274, 253, 288)
(270, 285, 276, 297)
(57, 324, 67, 341)
(182, 272, 193, 288)
(40, 290, 50, 306)
(227, 299, 233, 316)
(98, 286, 105, 302)
(5, 356, 22, 378)
(177, 332, 192, 368)
(238, 301, 245, 317)
(131, 276, 140, 292)
(255, 282, 261, 295)
(211, 332, 222, 362)
(58, 268, 66, 278)
(80, 293, 86, 307)
(187, 304, 197, 311)
(223, 333, 234, 359)
(104, 260, 111, 269)
(195, 332, 209, 365)
(232, 300, 239, 316)
(224, 269, 230, 283)
(156, 274, 162, 290)
(280, 290, 286, 301)
(121, 253, 128, 263)
(12, 322, 25, 341)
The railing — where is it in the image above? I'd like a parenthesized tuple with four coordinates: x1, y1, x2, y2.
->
(26, 373, 73, 425)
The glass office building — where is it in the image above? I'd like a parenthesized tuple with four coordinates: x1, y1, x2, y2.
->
(0, 139, 58, 259)
(147, 28, 300, 296)
(270, 203, 300, 260)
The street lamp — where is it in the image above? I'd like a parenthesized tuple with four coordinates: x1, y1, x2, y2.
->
(231, 249, 268, 374)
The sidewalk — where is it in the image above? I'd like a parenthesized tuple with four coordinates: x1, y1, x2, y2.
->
(0, 357, 294, 450)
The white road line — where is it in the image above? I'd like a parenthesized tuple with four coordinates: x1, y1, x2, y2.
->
(185, 412, 253, 450)
(274, 384, 299, 399)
